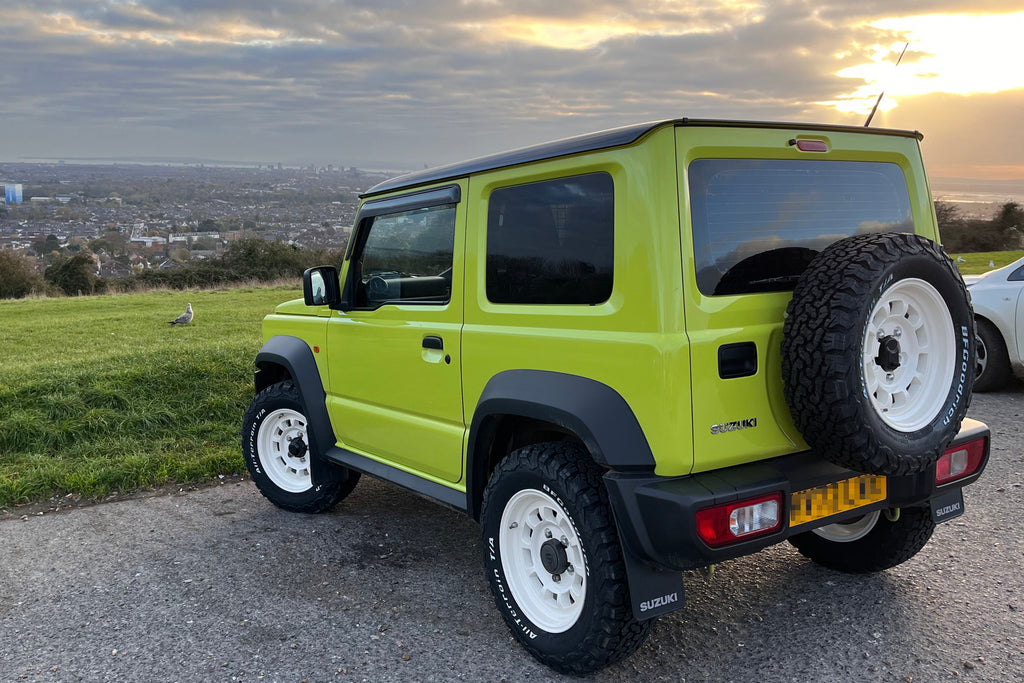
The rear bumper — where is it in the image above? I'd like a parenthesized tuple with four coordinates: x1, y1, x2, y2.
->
(605, 418, 990, 571)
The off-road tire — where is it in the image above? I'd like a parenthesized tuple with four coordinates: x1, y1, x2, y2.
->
(783, 233, 974, 475)
(789, 506, 935, 573)
(973, 318, 1011, 392)
(242, 381, 359, 513)
(480, 442, 650, 675)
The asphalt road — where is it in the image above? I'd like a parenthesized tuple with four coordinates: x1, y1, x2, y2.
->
(2, 386, 1022, 683)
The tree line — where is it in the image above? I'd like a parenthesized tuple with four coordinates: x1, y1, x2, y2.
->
(936, 201, 1023, 253)
(0, 239, 344, 299)
(2, 201, 1022, 300)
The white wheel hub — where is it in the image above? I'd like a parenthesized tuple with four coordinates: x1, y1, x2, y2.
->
(862, 278, 955, 432)
(257, 408, 313, 493)
(812, 510, 881, 542)
(499, 488, 587, 633)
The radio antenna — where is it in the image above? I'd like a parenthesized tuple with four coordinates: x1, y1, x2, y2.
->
(864, 42, 909, 127)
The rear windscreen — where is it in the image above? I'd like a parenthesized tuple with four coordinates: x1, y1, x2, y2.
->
(688, 159, 913, 296)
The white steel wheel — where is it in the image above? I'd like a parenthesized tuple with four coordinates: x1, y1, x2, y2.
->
(812, 510, 881, 543)
(499, 488, 587, 633)
(256, 408, 313, 493)
(862, 278, 956, 432)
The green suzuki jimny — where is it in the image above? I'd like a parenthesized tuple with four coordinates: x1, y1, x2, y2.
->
(242, 118, 989, 674)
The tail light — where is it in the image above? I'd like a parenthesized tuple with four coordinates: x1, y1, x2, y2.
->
(935, 438, 986, 485)
(696, 492, 783, 547)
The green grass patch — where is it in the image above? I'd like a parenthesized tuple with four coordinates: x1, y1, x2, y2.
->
(948, 250, 1024, 275)
(0, 286, 301, 507)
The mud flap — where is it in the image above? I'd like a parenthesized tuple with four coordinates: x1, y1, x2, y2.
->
(619, 541, 685, 621)
(603, 470, 686, 621)
(931, 487, 965, 524)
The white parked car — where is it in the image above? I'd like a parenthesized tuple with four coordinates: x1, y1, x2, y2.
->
(964, 256, 1024, 391)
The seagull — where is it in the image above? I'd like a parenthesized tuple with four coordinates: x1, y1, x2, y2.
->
(168, 303, 193, 325)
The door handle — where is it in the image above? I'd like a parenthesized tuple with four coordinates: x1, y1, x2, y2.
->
(422, 336, 444, 350)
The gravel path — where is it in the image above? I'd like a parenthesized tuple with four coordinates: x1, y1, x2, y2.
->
(1, 384, 1022, 682)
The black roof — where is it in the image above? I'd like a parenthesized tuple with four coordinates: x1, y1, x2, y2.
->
(362, 118, 923, 198)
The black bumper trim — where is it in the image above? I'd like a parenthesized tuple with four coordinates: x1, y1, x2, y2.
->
(605, 418, 990, 571)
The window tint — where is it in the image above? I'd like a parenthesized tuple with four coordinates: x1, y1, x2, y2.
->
(689, 159, 913, 296)
(487, 173, 613, 304)
(1009, 263, 1024, 282)
(356, 203, 456, 306)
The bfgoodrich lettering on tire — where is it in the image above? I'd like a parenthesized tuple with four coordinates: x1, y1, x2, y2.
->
(241, 381, 359, 513)
(480, 442, 650, 675)
(782, 233, 974, 475)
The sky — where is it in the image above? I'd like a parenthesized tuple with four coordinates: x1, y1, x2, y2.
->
(2, 0, 1023, 184)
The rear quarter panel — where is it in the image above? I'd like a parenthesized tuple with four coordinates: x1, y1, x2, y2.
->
(461, 126, 697, 477)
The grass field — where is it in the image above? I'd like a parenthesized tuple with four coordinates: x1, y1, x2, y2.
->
(2, 247, 1019, 509)
(949, 250, 1024, 274)
(0, 285, 301, 508)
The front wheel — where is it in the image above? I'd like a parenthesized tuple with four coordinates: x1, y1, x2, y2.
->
(788, 506, 935, 573)
(974, 318, 1011, 392)
(480, 442, 650, 675)
(241, 381, 359, 513)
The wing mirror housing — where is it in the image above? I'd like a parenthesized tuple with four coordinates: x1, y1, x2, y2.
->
(303, 266, 342, 308)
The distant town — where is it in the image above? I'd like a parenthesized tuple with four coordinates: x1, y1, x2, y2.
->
(0, 162, 397, 278)
(2, 161, 1022, 285)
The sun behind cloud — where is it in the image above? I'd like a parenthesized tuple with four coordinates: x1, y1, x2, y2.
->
(830, 12, 1024, 115)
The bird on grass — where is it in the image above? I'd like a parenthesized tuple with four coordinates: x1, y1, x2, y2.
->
(168, 303, 193, 325)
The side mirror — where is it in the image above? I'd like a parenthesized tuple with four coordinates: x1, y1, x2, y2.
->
(303, 266, 341, 307)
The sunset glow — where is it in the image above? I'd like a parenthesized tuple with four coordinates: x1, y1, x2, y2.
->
(832, 12, 1024, 115)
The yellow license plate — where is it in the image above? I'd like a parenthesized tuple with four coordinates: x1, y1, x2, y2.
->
(790, 474, 887, 527)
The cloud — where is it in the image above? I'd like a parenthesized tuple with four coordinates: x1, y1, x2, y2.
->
(878, 89, 1024, 180)
(0, 0, 1019, 179)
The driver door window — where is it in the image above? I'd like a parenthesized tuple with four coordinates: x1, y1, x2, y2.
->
(327, 190, 465, 484)
(358, 204, 456, 306)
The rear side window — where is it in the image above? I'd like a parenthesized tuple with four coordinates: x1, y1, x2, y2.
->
(486, 173, 613, 304)
(689, 159, 913, 296)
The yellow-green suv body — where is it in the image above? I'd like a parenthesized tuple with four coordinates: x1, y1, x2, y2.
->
(244, 119, 990, 674)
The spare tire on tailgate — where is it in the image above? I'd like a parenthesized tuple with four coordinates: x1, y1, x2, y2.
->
(782, 233, 974, 476)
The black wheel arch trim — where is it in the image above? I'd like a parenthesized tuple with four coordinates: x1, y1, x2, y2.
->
(254, 335, 342, 486)
(466, 369, 656, 520)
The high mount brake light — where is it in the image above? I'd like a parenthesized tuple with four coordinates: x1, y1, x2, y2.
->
(788, 139, 829, 152)
(696, 493, 783, 548)
(935, 438, 986, 485)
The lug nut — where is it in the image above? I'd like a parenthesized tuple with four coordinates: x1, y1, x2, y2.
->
(545, 529, 553, 539)
(551, 573, 561, 583)
(893, 328, 902, 339)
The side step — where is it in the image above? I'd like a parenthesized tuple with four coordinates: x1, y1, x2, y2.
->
(322, 446, 468, 512)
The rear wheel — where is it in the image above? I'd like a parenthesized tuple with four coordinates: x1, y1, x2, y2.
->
(480, 442, 650, 675)
(789, 507, 935, 573)
(242, 381, 359, 513)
